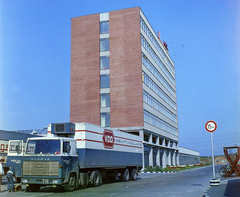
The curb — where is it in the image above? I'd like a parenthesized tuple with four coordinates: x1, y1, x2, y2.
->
(202, 186, 211, 197)
(140, 171, 177, 174)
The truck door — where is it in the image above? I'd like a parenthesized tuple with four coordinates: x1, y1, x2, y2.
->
(62, 140, 78, 183)
(8, 140, 24, 156)
(7, 140, 24, 182)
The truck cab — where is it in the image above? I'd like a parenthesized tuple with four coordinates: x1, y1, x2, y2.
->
(8, 137, 78, 191)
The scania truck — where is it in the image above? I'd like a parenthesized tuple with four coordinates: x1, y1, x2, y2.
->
(7, 122, 143, 191)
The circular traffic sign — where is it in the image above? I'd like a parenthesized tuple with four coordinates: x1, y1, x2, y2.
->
(205, 121, 217, 132)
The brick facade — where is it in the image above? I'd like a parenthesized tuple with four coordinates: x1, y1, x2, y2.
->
(109, 7, 143, 127)
(70, 14, 101, 125)
(70, 7, 144, 127)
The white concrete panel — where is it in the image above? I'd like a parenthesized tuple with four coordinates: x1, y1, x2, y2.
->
(179, 147, 200, 156)
(100, 12, 109, 21)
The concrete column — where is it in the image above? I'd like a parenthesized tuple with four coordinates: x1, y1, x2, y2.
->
(176, 143, 179, 166)
(162, 148, 166, 168)
(149, 146, 153, 166)
(172, 150, 176, 166)
(139, 130, 145, 169)
(156, 147, 160, 166)
(176, 150, 179, 166)
(167, 149, 171, 166)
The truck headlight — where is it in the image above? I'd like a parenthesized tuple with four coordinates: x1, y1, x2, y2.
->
(22, 179, 28, 183)
(52, 180, 59, 184)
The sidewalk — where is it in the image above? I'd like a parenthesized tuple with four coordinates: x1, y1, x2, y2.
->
(203, 177, 240, 197)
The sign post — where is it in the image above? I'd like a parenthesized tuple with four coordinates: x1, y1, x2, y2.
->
(205, 120, 219, 186)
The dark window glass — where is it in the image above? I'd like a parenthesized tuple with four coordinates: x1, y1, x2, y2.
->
(100, 56, 110, 69)
(100, 21, 109, 34)
(100, 38, 109, 51)
(100, 74, 110, 88)
(101, 113, 110, 127)
(101, 93, 110, 107)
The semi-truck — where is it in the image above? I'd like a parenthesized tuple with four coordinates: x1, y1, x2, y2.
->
(7, 122, 143, 191)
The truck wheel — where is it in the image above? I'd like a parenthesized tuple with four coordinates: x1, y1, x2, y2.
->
(130, 168, 137, 181)
(92, 171, 101, 187)
(122, 169, 129, 182)
(64, 173, 76, 191)
(79, 172, 89, 188)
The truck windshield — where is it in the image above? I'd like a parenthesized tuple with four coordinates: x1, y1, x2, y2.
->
(26, 140, 60, 155)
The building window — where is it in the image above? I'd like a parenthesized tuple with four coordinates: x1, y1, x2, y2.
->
(144, 110, 178, 135)
(144, 134, 150, 142)
(101, 112, 110, 127)
(100, 21, 109, 34)
(101, 93, 110, 107)
(100, 74, 110, 88)
(100, 56, 110, 70)
(159, 138, 163, 145)
(100, 38, 109, 51)
(152, 136, 157, 144)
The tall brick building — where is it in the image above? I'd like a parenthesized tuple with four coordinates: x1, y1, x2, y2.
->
(70, 7, 179, 167)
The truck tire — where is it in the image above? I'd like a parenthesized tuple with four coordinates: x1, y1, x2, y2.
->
(79, 172, 89, 188)
(64, 173, 76, 191)
(130, 168, 137, 181)
(91, 171, 101, 187)
(122, 169, 129, 182)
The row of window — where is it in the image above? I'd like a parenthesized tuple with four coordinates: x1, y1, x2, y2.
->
(140, 17, 174, 73)
(143, 72, 176, 110)
(100, 21, 110, 127)
(143, 91, 177, 123)
(141, 35, 175, 85)
(142, 53, 176, 97)
(144, 110, 178, 136)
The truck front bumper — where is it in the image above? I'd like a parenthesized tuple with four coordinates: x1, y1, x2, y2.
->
(22, 178, 63, 185)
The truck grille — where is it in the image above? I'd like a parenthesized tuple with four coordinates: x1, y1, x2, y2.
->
(23, 161, 59, 176)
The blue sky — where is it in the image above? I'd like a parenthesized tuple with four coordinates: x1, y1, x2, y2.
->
(0, 0, 239, 156)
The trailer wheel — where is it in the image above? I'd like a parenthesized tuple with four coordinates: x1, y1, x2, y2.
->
(130, 168, 137, 181)
(122, 169, 129, 182)
(64, 173, 76, 191)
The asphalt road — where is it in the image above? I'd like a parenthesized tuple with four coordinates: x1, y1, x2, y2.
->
(1, 165, 222, 197)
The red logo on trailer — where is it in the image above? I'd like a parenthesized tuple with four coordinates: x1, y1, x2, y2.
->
(103, 129, 115, 149)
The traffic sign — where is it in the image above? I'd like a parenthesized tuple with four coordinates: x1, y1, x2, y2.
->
(205, 121, 217, 132)
(102, 129, 115, 149)
(205, 120, 218, 181)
